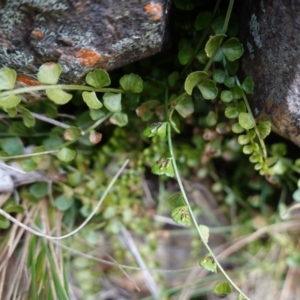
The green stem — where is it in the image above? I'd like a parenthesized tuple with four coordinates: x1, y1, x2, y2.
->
(204, 0, 234, 73)
(222, 0, 235, 34)
(180, 0, 222, 78)
(235, 76, 268, 159)
(0, 85, 124, 98)
(167, 123, 250, 299)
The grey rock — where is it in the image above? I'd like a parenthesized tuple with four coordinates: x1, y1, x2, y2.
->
(237, 0, 300, 146)
(0, 0, 170, 83)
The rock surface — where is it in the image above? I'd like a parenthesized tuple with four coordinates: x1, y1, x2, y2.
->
(0, 0, 170, 83)
(237, 0, 300, 146)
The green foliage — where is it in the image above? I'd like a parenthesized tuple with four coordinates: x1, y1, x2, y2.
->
(184, 71, 208, 95)
(119, 73, 143, 93)
(37, 63, 62, 84)
(85, 69, 111, 88)
(82, 91, 103, 109)
(195, 11, 213, 31)
(0, 0, 298, 299)
(213, 281, 232, 297)
(199, 254, 217, 273)
(0, 67, 17, 90)
(151, 157, 175, 177)
(46, 88, 73, 105)
(103, 92, 122, 112)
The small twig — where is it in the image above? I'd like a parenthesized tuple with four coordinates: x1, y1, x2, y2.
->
(119, 225, 160, 299)
(31, 112, 71, 129)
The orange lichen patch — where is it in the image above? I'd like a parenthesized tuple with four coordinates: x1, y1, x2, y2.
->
(144, 2, 163, 21)
(76, 49, 101, 66)
(17, 74, 40, 86)
(31, 30, 43, 39)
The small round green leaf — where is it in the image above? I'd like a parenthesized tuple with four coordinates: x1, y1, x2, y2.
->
(119, 74, 143, 93)
(173, 0, 194, 10)
(231, 122, 244, 133)
(103, 93, 122, 112)
(249, 153, 259, 163)
(171, 206, 191, 226)
(29, 182, 48, 198)
(213, 281, 232, 297)
(37, 63, 62, 84)
(271, 143, 287, 157)
(196, 50, 209, 64)
(32, 146, 46, 164)
(0, 137, 23, 156)
(82, 91, 103, 109)
(85, 69, 110, 88)
(212, 16, 225, 34)
(225, 107, 239, 119)
(220, 90, 233, 102)
(151, 157, 174, 177)
(199, 254, 217, 273)
(89, 108, 105, 121)
(242, 76, 254, 94)
(198, 79, 218, 100)
(110, 112, 128, 127)
(20, 158, 37, 172)
(257, 121, 271, 139)
(167, 192, 185, 208)
(206, 111, 217, 126)
(178, 47, 194, 65)
(213, 48, 223, 62)
(6, 107, 18, 117)
(44, 100, 58, 118)
(64, 126, 82, 141)
(0, 67, 17, 90)
(184, 71, 208, 95)
(205, 34, 226, 58)
(19, 106, 35, 128)
(57, 147, 76, 162)
(46, 88, 72, 105)
(226, 59, 239, 75)
(212, 69, 226, 83)
(168, 71, 179, 87)
(247, 129, 256, 140)
(224, 76, 235, 88)
(243, 145, 253, 154)
(0, 216, 10, 229)
(254, 162, 262, 170)
(0, 94, 21, 109)
(293, 189, 300, 202)
(266, 156, 278, 167)
(237, 101, 246, 113)
(232, 86, 243, 99)
(103, 206, 116, 219)
(221, 38, 244, 61)
(194, 11, 212, 31)
(55, 194, 74, 211)
(270, 158, 287, 175)
(143, 122, 168, 138)
(239, 112, 255, 130)
(238, 134, 250, 145)
(4, 204, 25, 214)
(175, 95, 194, 118)
(8, 122, 33, 136)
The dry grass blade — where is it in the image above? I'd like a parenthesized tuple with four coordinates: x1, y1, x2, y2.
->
(119, 225, 160, 299)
